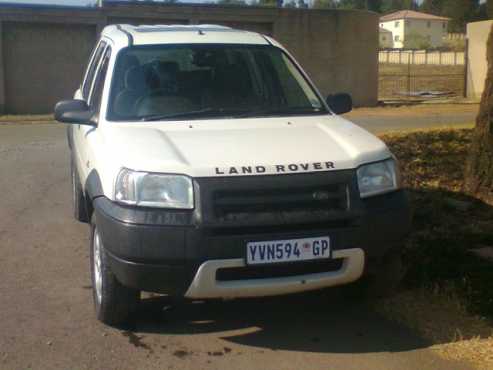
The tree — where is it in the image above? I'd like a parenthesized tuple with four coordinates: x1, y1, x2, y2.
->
(476, 3, 488, 21)
(420, 0, 444, 15)
(402, 0, 419, 10)
(403, 31, 431, 49)
(442, 0, 479, 33)
(380, 0, 418, 12)
(465, 25, 493, 205)
(298, 0, 308, 8)
(284, 0, 297, 6)
(367, 0, 383, 12)
(312, 0, 337, 8)
(337, 0, 365, 9)
(217, 0, 247, 4)
(257, 0, 277, 6)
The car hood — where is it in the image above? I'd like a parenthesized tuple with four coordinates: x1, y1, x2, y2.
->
(100, 115, 391, 178)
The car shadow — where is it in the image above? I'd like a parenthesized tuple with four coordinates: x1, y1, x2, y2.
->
(130, 290, 429, 354)
(126, 187, 493, 355)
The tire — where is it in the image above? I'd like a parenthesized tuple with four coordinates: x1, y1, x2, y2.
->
(71, 157, 89, 223)
(90, 215, 140, 327)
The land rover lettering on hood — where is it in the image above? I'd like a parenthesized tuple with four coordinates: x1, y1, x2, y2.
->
(215, 161, 335, 175)
(55, 24, 411, 327)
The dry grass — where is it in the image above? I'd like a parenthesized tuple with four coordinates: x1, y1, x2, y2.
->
(347, 103, 479, 118)
(376, 128, 493, 369)
(0, 114, 54, 125)
(377, 290, 493, 369)
(381, 129, 493, 312)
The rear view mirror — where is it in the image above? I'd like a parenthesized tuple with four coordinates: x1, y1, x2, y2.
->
(326, 93, 352, 115)
(54, 100, 97, 126)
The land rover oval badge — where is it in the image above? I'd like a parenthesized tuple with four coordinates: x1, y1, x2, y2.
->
(312, 191, 330, 200)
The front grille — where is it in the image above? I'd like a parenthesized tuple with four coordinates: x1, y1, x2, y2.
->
(195, 171, 356, 228)
(216, 259, 344, 281)
(213, 184, 348, 221)
(207, 220, 353, 237)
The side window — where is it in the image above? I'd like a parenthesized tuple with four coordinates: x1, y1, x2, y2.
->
(82, 41, 107, 100)
(89, 48, 111, 113)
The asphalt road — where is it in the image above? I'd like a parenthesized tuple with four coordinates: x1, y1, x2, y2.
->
(0, 123, 474, 370)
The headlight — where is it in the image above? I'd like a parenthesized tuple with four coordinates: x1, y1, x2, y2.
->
(357, 158, 401, 198)
(114, 168, 194, 209)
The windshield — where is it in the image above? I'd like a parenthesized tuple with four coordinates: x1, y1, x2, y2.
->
(107, 44, 327, 121)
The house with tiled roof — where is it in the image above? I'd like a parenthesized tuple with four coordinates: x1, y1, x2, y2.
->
(379, 27, 393, 48)
(380, 10, 450, 49)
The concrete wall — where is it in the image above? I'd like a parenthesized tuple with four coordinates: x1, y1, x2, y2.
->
(3, 22, 96, 114)
(0, 3, 378, 114)
(467, 20, 493, 100)
(273, 9, 378, 107)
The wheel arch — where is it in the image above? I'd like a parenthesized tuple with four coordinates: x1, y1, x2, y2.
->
(84, 169, 105, 220)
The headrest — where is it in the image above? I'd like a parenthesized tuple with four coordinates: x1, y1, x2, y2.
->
(214, 63, 251, 91)
(125, 66, 147, 91)
(154, 61, 180, 84)
(157, 61, 180, 75)
(120, 55, 140, 71)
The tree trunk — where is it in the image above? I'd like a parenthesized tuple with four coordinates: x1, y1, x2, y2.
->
(465, 25, 493, 205)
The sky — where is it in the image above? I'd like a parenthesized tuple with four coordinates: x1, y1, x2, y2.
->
(0, 0, 238, 6)
(0, 0, 97, 5)
(0, 0, 441, 7)
(0, 0, 220, 5)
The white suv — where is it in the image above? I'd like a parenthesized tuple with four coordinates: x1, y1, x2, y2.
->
(55, 24, 411, 327)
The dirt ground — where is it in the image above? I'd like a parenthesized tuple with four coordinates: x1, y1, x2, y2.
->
(379, 64, 465, 76)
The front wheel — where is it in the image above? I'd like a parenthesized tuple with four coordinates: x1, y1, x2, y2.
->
(90, 216, 140, 327)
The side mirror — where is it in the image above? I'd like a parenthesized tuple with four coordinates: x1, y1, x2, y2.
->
(54, 100, 97, 126)
(326, 93, 352, 115)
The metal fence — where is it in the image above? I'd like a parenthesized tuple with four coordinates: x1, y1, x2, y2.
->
(379, 50, 465, 66)
(379, 64, 466, 100)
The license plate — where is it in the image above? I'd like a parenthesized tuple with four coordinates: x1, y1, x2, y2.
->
(246, 236, 330, 265)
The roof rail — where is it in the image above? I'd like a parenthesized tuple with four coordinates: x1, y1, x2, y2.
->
(116, 24, 134, 46)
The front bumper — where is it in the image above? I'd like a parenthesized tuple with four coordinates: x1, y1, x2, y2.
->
(94, 186, 411, 298)
(185, 248, 365, 299)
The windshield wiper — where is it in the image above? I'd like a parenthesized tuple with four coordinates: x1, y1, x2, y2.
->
(237, 106, 324, 118)
(140, 108, 250, 121)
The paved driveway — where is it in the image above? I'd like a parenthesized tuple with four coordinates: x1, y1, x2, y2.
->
(0, 123, 474, 370)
